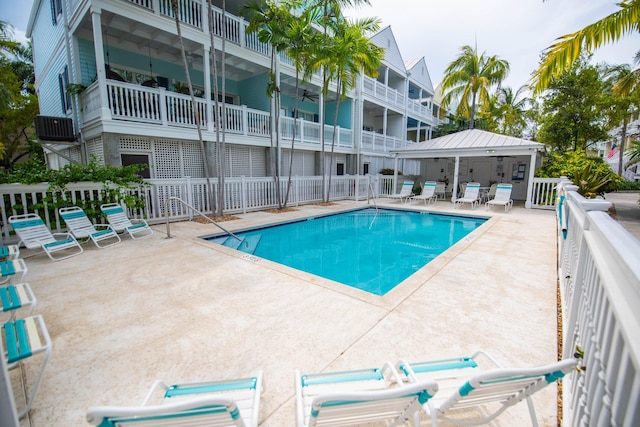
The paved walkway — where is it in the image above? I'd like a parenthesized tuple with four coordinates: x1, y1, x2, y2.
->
(605, 192, 640, 240)
(12, 201, 560, 426)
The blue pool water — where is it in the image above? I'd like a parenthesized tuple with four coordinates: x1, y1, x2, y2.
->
(206, 208, 486, 296)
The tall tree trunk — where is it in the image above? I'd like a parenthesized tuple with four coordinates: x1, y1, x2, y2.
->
(327, 79, 342, 202)
(217, 0, 227, 217)
(283, 69, 300, 208)
(618, 116, 628, 176)
(207, 0, 220, 216)
(171, 0, 215, 215)
(469, 91, 477, 129)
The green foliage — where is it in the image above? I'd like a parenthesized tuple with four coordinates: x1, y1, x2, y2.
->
(379, 168, 402, 175)
(537, 149, 621, 197)
(617, 180, 640, 191)
(0, 159, 148, 221)
(537, 58, 609, 152)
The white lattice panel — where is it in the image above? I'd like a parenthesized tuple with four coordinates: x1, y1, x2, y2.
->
(120, 136, 151, 151)
(154, 139, 181, 178)
(230, 145, 251, 177)
(85, 137, 104, 164)
(182, 141, 204, 178)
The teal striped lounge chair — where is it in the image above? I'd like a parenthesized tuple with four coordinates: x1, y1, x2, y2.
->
(387, 181, 415, 203)
(100, 203, 153, 240)
(412, 181, 438, 205)
(2, 314, 52, 419)
(0, 258, 27, 286)
(454, 182, 481, 209)
(86, 371, 263, 427)
(295, 363, 438, 427)
(8, 213, 83, 261)
(396, 351, 577, 426)
(485, 183, 514, 212)
(0, 283, 36, 321)
(0, 244, 20, 260)
(59, 206, 121, 248)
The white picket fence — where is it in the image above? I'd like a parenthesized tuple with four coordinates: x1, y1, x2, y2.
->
(557, 178, 640, 426)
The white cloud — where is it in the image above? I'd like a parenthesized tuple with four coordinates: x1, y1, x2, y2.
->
(347, 0, 640, 88)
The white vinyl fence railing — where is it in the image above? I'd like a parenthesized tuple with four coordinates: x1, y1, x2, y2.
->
(557, 178, 640, 427)
(0, 175, 384, 244)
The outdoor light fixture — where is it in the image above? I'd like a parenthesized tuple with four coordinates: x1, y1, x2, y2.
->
(486, 150, 495, 154)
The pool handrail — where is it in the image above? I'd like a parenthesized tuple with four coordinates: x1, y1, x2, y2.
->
(164, 196, 241, 241)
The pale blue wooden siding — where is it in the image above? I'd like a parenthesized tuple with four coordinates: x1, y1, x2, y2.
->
(238, 73, 270, 111)
(78, 38, 97, 85)
(38, 54, 71, 118)
(31, 0, 65, 78)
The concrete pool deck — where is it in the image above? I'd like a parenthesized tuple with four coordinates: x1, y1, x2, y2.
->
(11, 199, 561, 426)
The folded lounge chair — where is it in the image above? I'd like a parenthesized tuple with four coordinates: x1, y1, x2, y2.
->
(100, 203, 154, 240)
(1, 314, 52, 419)
(485, 183, 514, 212)
(0, 258, 28, 286)
(396, 351, 577, 426)
(387, 181, 415, 203)
(295, 363, 438, 427)
(412, 181, 438, 205)
(8, 213, 83, 261)
(454, 182, 481, 209)
(0, 283, 36, 321)
(86, 371, 263, 427)
(59, 206, 121, 248)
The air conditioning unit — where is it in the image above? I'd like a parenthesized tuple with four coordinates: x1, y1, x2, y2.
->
(34, 115, 75, 143)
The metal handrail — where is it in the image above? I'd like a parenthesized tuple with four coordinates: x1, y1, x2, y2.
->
(164, 196, 241, 241)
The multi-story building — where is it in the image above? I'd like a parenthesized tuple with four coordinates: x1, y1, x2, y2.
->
(26, 0, 445, 181)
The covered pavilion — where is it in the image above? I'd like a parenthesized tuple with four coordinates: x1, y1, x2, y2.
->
(390, 129, 546, 208)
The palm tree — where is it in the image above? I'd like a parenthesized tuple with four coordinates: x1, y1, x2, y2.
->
(602, 60, 640, 175)
(495, 85, 531, 136)
(532, 0, 640, 94)
(441, 45, 510, 129)
(170, 0, 216, 215)
(244, 0, 291, 208)
(281, 1, 321, 207)
(318, 15, 383, 201)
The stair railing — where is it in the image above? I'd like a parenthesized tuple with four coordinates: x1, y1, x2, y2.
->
(164, 196, 241, 241)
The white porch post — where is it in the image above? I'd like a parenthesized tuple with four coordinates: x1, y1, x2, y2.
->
(91, 8, 111, 120)
(452, 156, 460, 201)
(525, 151, 537, 209)
(393, 155, 399, 193)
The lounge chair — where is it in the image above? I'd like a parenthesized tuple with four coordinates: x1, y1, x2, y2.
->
(100, 203, 154, 240)
(86, 371, 263, 427)
(0, 245, 20, 260)
(8, 213, 84, 261)
(59, 206, 121, 248)
(435, 182, 446, 199)
(387, 181, 414, 203)
(0, 258, 28, 286)
(2, 314, 52, 419)
(396, 351, 577, 426)
(485, 183, 514, 212)
(0, 283, 36, 321)
(454, 182, 481, 209)
(412, 181, 438, 205)
(295, 363, 438, 427)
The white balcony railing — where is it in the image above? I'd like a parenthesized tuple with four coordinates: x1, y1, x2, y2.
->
(362, 76, 405, 109)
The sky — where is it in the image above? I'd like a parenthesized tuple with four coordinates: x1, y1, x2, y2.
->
(2, 0, 640, 89)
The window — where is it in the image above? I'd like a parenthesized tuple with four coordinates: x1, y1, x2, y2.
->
(363, 163, 370, 175)
(50, 0, 62, 25)
(336, 163, 344, 176)
(58, 66, 72, 112)
(121, 154, 151, 179)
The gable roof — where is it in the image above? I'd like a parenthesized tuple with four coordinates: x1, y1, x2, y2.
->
(370, 26, 406, 75)
(391, 129, 546, 158)
(406, 57, 434, 94)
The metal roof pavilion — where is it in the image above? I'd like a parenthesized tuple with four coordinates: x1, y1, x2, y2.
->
(389, 129, 546, 208)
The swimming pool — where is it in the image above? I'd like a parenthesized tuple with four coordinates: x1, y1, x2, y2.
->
(206, 208, 486, 295)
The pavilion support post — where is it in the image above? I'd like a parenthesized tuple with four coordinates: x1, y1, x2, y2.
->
(452, 156, 460, 201)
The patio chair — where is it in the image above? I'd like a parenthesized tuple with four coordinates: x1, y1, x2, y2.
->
(387, 181, 414, 203)
(86, 371, 263, 427)
(1, 314, 52, 419)
(8, 213, 84, 261)
(396, 351, 577, 426)
(59, 206, 121, 248)
(412, 181, 438, 205)
(100, 203, 154, 240)
(485, 183, 514, 212)
(0, 258, 28, 286)
(454, 182, 481, 209)
(1, 283, 36, 321)
(0, 245, 20, 260)
(295, 363, 438, 427)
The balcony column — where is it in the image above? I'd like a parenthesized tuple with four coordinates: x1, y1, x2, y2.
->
(525, 150, 538, 209)
(383, 107, 388, 150)
(203, 46, 213, 132)
(90, 8, 111, 120)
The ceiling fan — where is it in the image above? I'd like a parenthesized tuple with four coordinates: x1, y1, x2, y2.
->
(301, 89, 318, 102)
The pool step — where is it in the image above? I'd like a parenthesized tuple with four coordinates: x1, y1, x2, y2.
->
(220, 234, 261, 254)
